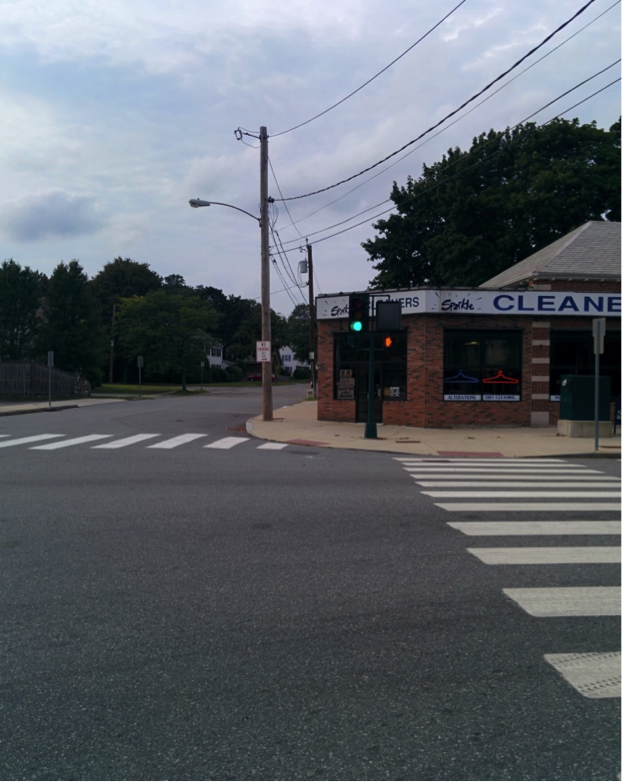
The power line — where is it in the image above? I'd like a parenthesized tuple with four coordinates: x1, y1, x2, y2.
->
(278, 59, 620, 245)
(290, 77, 620, 249)
(270, 0, 468, 138)
(273, 0, 598, 203)
(275, 0, 620, 233)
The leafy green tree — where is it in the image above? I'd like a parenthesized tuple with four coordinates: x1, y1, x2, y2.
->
(286, 303, 313, 364)
(363, 118, 621, 289)
(38, 260, 108, 383)
(0, 259, 45, 360)
(116, 290, 219, 390)
(89, 257, 162, 328)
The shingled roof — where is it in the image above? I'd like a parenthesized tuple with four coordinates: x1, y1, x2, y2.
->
(480, 221, 621, 289)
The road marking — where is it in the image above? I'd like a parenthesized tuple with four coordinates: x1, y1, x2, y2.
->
(402, 467, 602, 474)
(423, 490, 620, 498)
(448, 521, 621, 536)
(92, 434, 161, 449)
(257, 442, 289, 450)
(502, 586, 621, 616)
(416, 481, 619, 488)
(147, 434, 207, 449)
(469, 546, 621, 565)
(544, 652, 621, 698)
(205, 437, 250, 449)
(31, 434, 113, 450)
(436, 502, 621, 512)
(0, 434, 64, 448)
(395, 458, 567, 463)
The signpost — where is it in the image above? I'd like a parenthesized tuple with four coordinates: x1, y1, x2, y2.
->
(47, 351, 54, 408)
(592, 318, 606, 451)
(137, 356, 143, 400)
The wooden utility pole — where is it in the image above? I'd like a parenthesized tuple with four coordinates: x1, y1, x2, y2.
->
(306, 242, 316, 397)
(259, 126, 273, 421)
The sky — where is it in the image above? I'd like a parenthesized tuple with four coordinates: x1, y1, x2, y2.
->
(0, 0, 620, 316)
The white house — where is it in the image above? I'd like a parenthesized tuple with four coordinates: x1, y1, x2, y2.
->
(279, 346, 310, 376)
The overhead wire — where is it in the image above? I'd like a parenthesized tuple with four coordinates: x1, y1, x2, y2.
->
(286, 76, 620, 249)
(275, 0, 620, 232)
(270, 0, 468, 138)
(278, 59, 620, 246)
(273, 0, 598, 203)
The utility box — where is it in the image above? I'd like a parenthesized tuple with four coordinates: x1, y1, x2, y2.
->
(558, 375, 612, 437)
(559, 375, 611, 420)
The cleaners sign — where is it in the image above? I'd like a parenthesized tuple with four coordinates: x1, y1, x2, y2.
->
(316, 290, 621, 319)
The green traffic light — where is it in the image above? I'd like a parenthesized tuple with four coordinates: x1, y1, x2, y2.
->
(351, 321, 363, 332)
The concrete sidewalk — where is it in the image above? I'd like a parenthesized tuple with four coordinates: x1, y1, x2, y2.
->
(0, 397, 128, 416)
(248, 400, 621, 459)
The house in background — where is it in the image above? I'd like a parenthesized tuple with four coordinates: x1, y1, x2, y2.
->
(279, 346, 310, 376)
(206, 342, 231, 370)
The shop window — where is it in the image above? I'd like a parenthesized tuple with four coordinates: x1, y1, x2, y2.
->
(443, 330, 522, 401)
(550, 330, 621, 401)
(333, 332, 407, 401)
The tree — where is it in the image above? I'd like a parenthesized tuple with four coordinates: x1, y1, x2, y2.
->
(38, 260, 108, 383)
(363, 118, 621, 289)
(286, 303, 313, 364)
(89, 257, 162, 327)
(0, 259, 45, 360)
(116, 290, 219, 390)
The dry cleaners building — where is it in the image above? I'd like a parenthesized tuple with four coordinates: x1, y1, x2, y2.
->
(315, 221, 621, 429)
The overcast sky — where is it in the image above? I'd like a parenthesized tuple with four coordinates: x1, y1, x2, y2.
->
(1, 0, 619, 315)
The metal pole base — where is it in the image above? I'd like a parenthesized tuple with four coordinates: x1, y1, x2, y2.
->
(365, 422, 377, 439)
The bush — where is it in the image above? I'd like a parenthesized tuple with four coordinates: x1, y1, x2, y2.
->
(293, 367, 311, 380)
(210, 367, 227, 383)
(225, 365, 243, 382)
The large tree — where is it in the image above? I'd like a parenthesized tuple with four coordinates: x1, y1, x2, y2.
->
(38, 260, 108, 383)
(116, 290, 219, 390)
(363, 118, 621, 289)
(286, 303, 313, 364)
(89, 257, 162, 328)
(0, 259, 45, 360)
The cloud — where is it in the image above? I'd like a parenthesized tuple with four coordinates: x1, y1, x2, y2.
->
(0, 190, 106, 242)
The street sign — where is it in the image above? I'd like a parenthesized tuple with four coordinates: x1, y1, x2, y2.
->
(47, 351, 54, 367)
(592, 318, 606, 354)
(256, 341, 271, 362)
(137, 356, 144, 368)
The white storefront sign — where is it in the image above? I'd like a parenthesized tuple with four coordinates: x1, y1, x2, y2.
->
(316, 290, 621, 319)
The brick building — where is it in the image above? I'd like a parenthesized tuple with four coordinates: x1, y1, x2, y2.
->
(316, 221, 621, 428)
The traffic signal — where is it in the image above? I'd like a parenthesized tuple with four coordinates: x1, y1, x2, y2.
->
(384, 336, 393, 348)
(349, 293, 369, 333)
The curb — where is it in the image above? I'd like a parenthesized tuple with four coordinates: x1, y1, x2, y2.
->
(0, 405, 79, 417)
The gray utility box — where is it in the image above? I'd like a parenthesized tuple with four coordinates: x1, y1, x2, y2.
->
(559, 375, 611, 420)
(558, 375, 612, 438)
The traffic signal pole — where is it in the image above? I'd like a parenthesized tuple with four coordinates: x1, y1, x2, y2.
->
(365, 324, 377, 439)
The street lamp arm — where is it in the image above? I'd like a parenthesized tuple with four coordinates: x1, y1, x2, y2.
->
(189, 198, 260, 225)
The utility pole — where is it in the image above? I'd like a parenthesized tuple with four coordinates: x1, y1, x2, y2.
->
(108, 303, 116, 384)
(306, 242, 316, 397)
(259, 126, 273, 421)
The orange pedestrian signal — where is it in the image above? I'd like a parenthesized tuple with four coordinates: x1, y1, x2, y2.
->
(384, 336, 393, 348)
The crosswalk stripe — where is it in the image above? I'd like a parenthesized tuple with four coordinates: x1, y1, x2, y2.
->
(402, 467, 602, 474)
(205, 437, 250, 449)
(147, 434, 207, 449)
(394, 458, 567, 463)
(416, 481, 619, 488)
(544, 652, 621, 698)
(0, 434, 64, 448)
(436, 502, 621, 512)
(92, 434, 161, 449)
(406, 471, 609, 479)
(468, 547, 621, 565)
(31, 434, 113, 450)
(448, 521, 621, 536)
(423, 490, 620, 498)
(257, 442, 289, 450)
(503, 586, 621, 617)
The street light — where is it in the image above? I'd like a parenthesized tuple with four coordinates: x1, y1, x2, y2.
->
(189, 175, 273, 421)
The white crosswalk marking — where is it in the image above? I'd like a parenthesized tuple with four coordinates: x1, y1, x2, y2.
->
(436, 502, 621, 512)
(448, 521, 621, 536)
(0, 434, 64, 448)
(417, 480, 618, 488)
(93, 434, 160, 449)
(257, 442, 289, 450)
(468, 547, 620, 565)
(503, 587, 621, 617)
(147, 434, 207, 449)
(205, 436, 250, 449)
(406, 470, 606, 478)
(424, 489, 620, 498)
(544, 652, 621, 698)
(31, 435, 113, 450)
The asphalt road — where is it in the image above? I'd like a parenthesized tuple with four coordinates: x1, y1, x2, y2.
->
(0, 389, 619, 781)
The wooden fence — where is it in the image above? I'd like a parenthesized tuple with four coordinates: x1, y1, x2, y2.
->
(0, 361, 88, 396)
